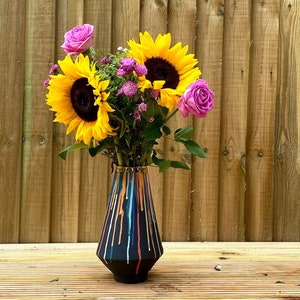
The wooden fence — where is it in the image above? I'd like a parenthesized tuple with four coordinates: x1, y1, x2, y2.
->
(1, 0, 300, 243)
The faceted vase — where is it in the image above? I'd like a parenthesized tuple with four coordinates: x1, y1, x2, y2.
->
(96, 166, 163, 283)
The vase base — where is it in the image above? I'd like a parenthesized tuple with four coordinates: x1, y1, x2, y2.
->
(114, 273, 148, 284)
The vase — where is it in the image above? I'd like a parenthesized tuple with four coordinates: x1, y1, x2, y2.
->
(96, 166, 163, 283)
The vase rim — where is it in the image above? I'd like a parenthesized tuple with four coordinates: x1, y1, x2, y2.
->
(115, 166, 148, 173)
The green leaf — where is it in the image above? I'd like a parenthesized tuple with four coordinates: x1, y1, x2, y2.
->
(157, 160, 170, 172)
(143, 121, 163, 140)
(143, 98, 168, 120)
(88, 139, 114, 157)
(170, 160, 190, 170)
(152, 153, 191, 171)
(151, 152, 163, 164)
(156, 159, 190, 172)
(174, 126, 194, 142)
(58, 143, 87, 160)
(162, 125, 171, 136)
(182, 140, 207, 158)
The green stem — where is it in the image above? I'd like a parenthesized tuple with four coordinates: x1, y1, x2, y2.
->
(114, 135, 123, 166)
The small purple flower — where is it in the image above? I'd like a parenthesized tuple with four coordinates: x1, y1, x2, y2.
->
(117, 57, 136, 76)
(116, 68, 127, 77)
(101, 56, 112, 64)
(151, 89, 160, 99)
(49, 64, 58, 74)
(43, 78, 50, 87)
(138, 102, 147, 112)
(135, 64, 147, 76)
(117, 81, 138, 97)
(134, 110, 141, 120)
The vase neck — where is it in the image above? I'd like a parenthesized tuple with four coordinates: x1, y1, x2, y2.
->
(115, 166, 148, 173)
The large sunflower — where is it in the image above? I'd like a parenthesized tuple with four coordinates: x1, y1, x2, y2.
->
(127, 31, 201, 111)
(46, 54, 114, 145)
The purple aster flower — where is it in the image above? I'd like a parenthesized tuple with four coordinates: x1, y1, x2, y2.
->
(135, 64, 147, 76)
(116, 68, 127, 77)
(138, 102, 147, 112)
(117, 57, 136, 76)
(117, 81, 138, 97)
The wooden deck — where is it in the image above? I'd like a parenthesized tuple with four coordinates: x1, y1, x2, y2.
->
(0, 242, 299, 299)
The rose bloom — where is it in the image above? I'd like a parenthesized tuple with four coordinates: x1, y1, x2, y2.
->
(178, 79, 214, 118)
(61, 24, 94, 55)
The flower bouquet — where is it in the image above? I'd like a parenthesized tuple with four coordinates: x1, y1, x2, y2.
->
(45, 24, 214, 283)
(45, 24, 214, 171)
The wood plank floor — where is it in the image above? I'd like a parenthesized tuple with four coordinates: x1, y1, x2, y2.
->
(0, 242, 299, 299)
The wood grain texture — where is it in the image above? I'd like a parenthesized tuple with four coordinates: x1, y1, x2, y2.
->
(140, 0, 168, 36)
(19, 0, 56, 243)
(218, 0, 251, 241)
(0, 242, 299, 299)
(274, 0, 300, 241)
(0, 0, 26, 243)
(111, 0, 140, 50)
(245, 0, 279, 241)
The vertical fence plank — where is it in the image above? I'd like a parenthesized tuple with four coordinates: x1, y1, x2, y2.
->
(274, 0, 300, 241)
(218, 0, 251, 241)
(140, 0, 168, 35)
(111, 0, 140, 50)
(76, 0, 113, 242)
(50, 0, 84, 242)
(162, 0, 197, 241)
(245, 0, 279, 241)
(84, 0, 113, 53)
(189, 0, 224, 241)
(140, 0, 168, 236)
(0, 0, 26, 243)
(19, 0, 56, 242)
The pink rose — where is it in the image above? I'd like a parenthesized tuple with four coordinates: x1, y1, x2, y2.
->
(61, 24, 94, 55)
(178, 79, 214, 118)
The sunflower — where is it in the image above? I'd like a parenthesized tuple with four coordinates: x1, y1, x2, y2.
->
(46, 54, 114, 146)
(127, 31, 201, 111)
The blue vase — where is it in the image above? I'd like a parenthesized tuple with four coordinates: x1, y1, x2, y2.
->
(96, 166, 163, 283)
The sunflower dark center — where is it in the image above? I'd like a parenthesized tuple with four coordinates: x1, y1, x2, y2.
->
(70, 78, 98, 122)
(144, 57, 179, 89)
